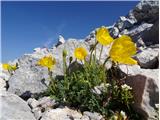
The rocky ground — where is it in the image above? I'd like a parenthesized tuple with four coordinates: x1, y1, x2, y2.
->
(0, 0, 159, 120)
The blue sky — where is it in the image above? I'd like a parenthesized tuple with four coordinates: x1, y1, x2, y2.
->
(2, 1, 139, 62)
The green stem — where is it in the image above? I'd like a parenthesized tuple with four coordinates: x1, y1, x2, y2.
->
(99, 45, 103, 61)
(48, 69, 56, 92)
(103, 57, 110, 67)
(94, 38, 97, 62)
(89, 42, 98, 64)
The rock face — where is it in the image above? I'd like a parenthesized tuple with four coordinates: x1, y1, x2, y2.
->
(0, 91, 36, 120)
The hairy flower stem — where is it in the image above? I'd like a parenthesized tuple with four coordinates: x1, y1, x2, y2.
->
(99, 45, 103, 61)
(95, 38, 97, 61)
(90, 42, 98, 64)
(103, 57, 110, 67)
(63, 57, 67, 75)
(48, 70, 56, 91)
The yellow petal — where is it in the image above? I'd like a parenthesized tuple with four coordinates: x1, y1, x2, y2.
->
(109, 35, 137, 65)
(2, 64, 10, 70)
(37, 55, 56, 70)
(96, 27, 114, 46)
(74, 47, 88, 60)
(111, 56, 137, 65)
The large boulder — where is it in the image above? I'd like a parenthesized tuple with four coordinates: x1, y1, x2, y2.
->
(8, 66, 50, 99)
(119, 65, 159, 120)
(0, 91, 36, 120)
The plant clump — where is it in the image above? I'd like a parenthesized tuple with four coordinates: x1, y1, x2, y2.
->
(38, 26, 141, 119)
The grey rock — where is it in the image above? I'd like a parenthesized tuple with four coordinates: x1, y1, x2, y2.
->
(28, 97, 57, 120)
(83, 111, 104, 120)
(37, 96, 57, 109)
(51, 39, 89, 77)
(110, 27, 119, 38)
(135, 47, 159, 69)
(55, 35, 66, 47)
(133, 0, 159, 23)
(8, 66, 50, 99)
(119, 65, 159, 120)
(121, 22, 153, 36)
(0, 91, 36, 120)
(141, 21, 159, 46)
(32, 107, 42, 120)
(27, 98, 39, 109)
(115, 16, 136, 31)
(0, 78, 6, 91)
(41, 107, 83, 120)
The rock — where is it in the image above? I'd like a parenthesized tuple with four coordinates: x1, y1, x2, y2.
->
(121, 22, 153, 37)
(110, 27, 119, 38)
(41, 107, 83, 120)
(32, 107, 42, 120)
(27, 98, 39, 109)
(8, 66, 50, 99)
(0, 78, 6, 91)
(133, 0, 159, 23)
(55, 35, 65, 47)
(135, 47, 159, 69)
(34, 47, 41, 52)
(83, 111, 104, 120)
(119, 65, 159, 119)
(36, 96, 57, 110)
(0, 91, 36, 120)
(141, 21, 159, 46)
(51, 39, 89, 77)
(27, 97, 57, 120)
(112, 0, 159, 47)
(115, 16, 136, 31)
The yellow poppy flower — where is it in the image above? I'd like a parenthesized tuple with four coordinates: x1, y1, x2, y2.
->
(2, 64, 11, 70)
(96, 26, 114, 46)
(37, 55, 56, 70)
(109, 35, 137, 65)
(2, 64, 17, 71)
(74, 47, 88, 60)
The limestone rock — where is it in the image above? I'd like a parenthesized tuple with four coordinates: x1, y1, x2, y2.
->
(41, 107, 83, 120)
(83, 111, 104, 120)
(115, 16, 136, 31)
(55, 35, 65, 47)
(0, 91, 36, 120)
(133, 0, 159, 23)
(0, 78, 6, 91)
(135, 47, 159, 69)
(8, 66, 50, 99)
(27, 97, 58, 120)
